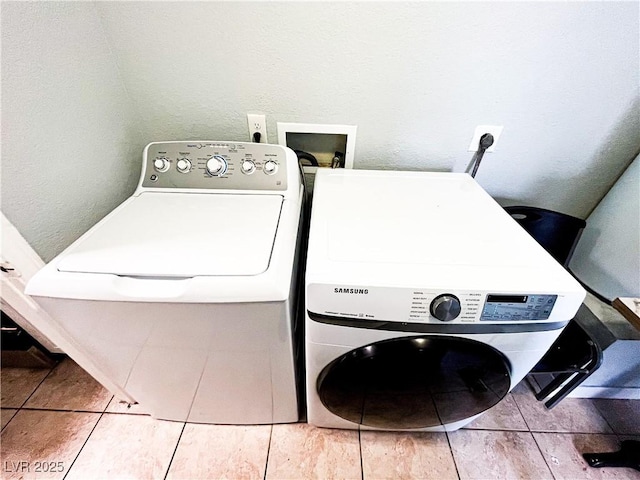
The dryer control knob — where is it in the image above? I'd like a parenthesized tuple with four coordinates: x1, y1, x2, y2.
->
(153, 157, 170, 173)
(206, 155, 227, 176)
(430, 294, 461, 322)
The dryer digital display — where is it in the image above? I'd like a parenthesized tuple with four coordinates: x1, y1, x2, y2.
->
(480, 294, 558, 321)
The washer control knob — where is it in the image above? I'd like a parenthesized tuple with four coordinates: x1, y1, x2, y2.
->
(263, 160, 278, 175)
(153, 157, 170, 173)
(206, 155, 227, 176)
(176, 158, 192, 173)
(430, 294, 461, 322)
(241, 160, 256, 174)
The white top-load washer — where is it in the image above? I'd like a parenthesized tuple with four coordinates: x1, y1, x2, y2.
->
(305, 169, 585, 431)
(27, 141, 303, 424)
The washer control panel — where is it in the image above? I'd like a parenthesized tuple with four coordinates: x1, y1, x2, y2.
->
(142, 142, 287, 190)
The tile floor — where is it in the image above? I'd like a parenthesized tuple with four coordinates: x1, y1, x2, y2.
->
(1, 358, 639, 480)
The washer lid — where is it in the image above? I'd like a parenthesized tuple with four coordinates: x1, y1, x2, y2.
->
(57, 192, 283, 277)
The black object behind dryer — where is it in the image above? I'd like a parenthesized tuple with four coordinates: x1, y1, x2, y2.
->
(506, 206, 601, 409)
(504, 206, 586, 267)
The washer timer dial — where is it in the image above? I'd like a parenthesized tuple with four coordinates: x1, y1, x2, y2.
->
(206, 155, 228, 176)
(430, 294, 462, 322)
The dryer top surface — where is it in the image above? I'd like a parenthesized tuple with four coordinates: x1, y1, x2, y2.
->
(311, 169, 548, 266)
(57, 192, 283, 278)
(307, 169, 582, 292)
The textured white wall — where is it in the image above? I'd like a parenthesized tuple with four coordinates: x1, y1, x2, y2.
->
(95, 1, 639, 218)
(1, 2, 144, 262)
(1, 2, 638, 261)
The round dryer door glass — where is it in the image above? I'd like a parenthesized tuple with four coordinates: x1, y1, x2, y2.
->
(317, 336, 511, 429)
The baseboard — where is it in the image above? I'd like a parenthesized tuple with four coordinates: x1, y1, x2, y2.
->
(568, 386, 640, 400)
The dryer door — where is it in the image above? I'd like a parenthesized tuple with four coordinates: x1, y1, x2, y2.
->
(316, 335, 511, 429)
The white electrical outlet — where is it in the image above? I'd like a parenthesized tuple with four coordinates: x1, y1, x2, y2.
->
(468, 125, 503, 152)
(247, 113, 268, 143)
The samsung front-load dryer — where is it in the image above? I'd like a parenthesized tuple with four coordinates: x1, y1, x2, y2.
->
(27, 141, 303, 424)
(305, 169, 585, 432)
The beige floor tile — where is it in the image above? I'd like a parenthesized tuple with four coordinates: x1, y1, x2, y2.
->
(167, 424, 271, 480)
(534, 432, 640, 479)
(266, 423, 361, 480)
(465, 393, 528, 431)
(0, 410, 100, 479)
(449, 429, 553, 479)
(105, 396, 150, 415)
(1, 408, 18, 429)
(593, 399, 640, 435)
(361, 430, 457, 480)
(64, 413, 183, 480)
(1, 367, 50, 408)
(24, 358, 112, 412)
(512, 382, 613, 433)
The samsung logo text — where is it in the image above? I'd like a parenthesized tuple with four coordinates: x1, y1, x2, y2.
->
(334, 288, 369, 295)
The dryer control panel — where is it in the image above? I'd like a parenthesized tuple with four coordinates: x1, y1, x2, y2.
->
(141, 142, 288, 190)
(307, 284, 567, 324)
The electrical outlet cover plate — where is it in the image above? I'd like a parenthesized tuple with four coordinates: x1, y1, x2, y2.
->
(468, 125, 503, 152)
(247, 113, 268, 143)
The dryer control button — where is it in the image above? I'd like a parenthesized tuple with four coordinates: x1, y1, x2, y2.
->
(430, 294, 461, 322)
(263, 160, 278, 175)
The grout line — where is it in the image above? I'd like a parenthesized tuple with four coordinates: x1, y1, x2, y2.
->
(0, 409, 19, 432)
(510, 391, 533, 432)
(529, 430, 558, 480)
(528, 428, 618, 435)
(16, 406, 127, 415)
(464, 423, 621, 435)
(461, 425, 530, 433)
(163, 421, 187, 480)
(15, 364, 58, 409)
(511, 384, 626, 435)
(62, 410, 106, 480)
(444, 431, 462, 480)
(99, 410, 150, 416)
(533, 431, 620, 438)
(358, 429, 364, 480)
(263, 424, 273, 480)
